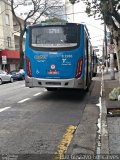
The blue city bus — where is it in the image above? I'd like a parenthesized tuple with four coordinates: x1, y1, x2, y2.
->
(24, 23, 93, 91)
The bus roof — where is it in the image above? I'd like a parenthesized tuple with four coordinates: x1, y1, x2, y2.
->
(26, 22, 90, 39)
(27, 22, 85, 29)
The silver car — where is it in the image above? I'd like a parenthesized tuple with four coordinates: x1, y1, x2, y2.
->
(0, 70, 13, 85)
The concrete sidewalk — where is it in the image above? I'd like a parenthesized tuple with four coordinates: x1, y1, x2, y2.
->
(66, 70, 120, 158)
(101, 70, 120, 154)
(66, 73, 101, 157)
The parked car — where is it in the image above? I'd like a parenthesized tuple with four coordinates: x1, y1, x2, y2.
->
(10, 69, 25, 80)
(0, 70, 14, 85)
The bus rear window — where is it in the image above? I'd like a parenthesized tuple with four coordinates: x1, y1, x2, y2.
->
(30, 24, 80, 51)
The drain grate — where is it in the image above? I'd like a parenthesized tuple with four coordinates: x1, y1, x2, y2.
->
(107, 108, 120, 117)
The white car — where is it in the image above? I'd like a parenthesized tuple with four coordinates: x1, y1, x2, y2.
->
(0, 70, 14, 85)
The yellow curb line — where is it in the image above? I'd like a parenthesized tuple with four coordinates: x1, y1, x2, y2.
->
(54, 125, 77, 160)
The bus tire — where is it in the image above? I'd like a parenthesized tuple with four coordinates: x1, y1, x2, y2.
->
(85, 86, 89, 92)
(83, 83, 89, 92)
(84, 75, 90, 92)
(46, 88, 57, 91)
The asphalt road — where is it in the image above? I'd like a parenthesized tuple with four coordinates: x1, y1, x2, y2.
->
(0, 78, 100, 159)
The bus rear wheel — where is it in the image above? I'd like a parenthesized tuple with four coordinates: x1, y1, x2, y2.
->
(46, 88, 57, 91)
(84, 75, 90, 92)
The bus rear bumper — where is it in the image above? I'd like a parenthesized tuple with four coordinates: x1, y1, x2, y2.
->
(25, 77, 84, 89)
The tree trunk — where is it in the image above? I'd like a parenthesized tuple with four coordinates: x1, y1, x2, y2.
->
(110, 53, 115, 80)
(108, 27, 120, 84)
(19, 34, 24, 69)
(116, 40, 120, 84)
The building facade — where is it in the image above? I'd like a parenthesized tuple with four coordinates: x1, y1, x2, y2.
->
(0, 0, 15, 50)
(0, 0, 20, 72)
(13, 16, 26, 51)
(65, 0, 74, 22)
(16, 0, 66, 22)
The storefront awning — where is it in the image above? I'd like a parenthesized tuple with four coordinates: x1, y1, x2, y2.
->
(0, 50, 20, 59)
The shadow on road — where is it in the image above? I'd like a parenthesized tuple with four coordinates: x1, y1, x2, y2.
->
(34, 89, 87, 102)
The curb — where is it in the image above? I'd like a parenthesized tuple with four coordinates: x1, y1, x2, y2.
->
(100, 98, 110, 154)
(66, 104, 99, 155)
(100, 72, 110, 154)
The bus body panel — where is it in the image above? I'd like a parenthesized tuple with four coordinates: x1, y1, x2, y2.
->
(25, 49, 84, 79)
(24, 23, 91, 89)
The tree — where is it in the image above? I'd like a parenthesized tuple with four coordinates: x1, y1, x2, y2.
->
(42, 17, 68, 23)
(9, 0, 63, 68)
(69, 0, 77, 5)
(83, 0, 120, 83)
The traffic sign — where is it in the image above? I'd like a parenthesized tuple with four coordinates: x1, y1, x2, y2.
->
(2, 56, 7, 64)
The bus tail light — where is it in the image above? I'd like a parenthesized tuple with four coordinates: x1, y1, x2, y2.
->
(76, 58, 82, 78)
(26, 56, 32, 77)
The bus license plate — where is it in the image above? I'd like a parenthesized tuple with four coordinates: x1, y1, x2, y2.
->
(48, 70, 58, 74)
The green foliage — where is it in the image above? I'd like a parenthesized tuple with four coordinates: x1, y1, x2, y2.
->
(84, 0, 119, 19)
(83, 0, 120, 37)
(109, 87, 120, 100)
(83, 0, 120, 82)
(19, 50, 24, 69)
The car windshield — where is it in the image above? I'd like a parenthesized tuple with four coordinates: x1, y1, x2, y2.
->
(10, 70, 19, 73)
(10, 70, 24, 73)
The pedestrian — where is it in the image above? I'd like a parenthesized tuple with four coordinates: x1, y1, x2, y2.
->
(114, 53, 118, 71)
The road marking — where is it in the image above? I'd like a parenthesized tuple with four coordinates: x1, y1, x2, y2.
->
(0, 106, 11, 112)
(18, 98, 30, 103)
(33, 89, 47, 97)
(33, 92, 42, 96)
(54, 125, 77, 160)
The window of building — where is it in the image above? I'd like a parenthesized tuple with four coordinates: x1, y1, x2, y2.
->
(5, 14, 10, 25)
(7, 37, 11, 47)
(15, 44, 19, 50)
